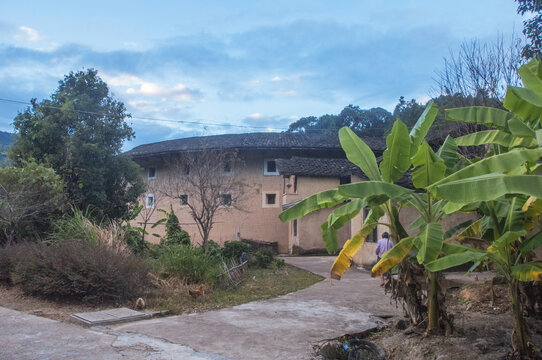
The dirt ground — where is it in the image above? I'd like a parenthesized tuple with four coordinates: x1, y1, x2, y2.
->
(368, 282, 542, 360)
(0, 285, 108, 323)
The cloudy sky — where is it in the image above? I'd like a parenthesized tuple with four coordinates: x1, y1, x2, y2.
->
(0, 1, 524, 149)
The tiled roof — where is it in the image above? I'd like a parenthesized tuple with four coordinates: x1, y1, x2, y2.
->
(126, 132, 385, 158)
(276, 157, 367, 178)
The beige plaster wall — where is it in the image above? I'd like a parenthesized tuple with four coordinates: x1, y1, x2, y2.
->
(135, 153, 290, 253)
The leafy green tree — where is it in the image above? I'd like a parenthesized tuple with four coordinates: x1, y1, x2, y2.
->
(9, 69, 144, 220)
(153, 205, 191, 247)
(286, 105, 393, 137)
(517, 0, 542, 59)
(0, 160, 65, 244)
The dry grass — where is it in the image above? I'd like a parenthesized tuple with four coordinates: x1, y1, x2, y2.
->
(144, 264, 323, 314)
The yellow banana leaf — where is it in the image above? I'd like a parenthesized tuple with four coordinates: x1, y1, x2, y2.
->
(511, 262, 542, 281)
(371, 237, 415, 277)
(330, 232, 367, 280)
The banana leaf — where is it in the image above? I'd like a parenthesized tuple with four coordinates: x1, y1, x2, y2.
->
(371, 236, 415, 276)
(339, 127, 381, 181)
(446, 106, 517, 131)
(279, 189, 344, 222)
(511, 262, 542, 281)
(455, 130, 537, 148)
(380, 119, 411, 183)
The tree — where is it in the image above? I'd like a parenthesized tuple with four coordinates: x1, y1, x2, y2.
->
(0, 160, 65, 245)
(286, 105, 393, 137)
(9, 69, 144, 220)
(435, 36, 524, 104)
(161, 149, 247, 252)
(517, 0, 542, 59)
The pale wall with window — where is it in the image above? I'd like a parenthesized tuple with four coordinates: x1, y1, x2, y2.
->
(135, 152, 291, 253)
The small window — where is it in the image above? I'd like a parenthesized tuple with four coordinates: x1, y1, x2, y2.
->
(264, 159, 279, 175)
(148, 167, 156, 179)
(222, 161, 233, 176)
(220, 193, 232, 206)
(179, 194, 188, 206)
(262, 192, 279, 208)
(181, 164, 190, 176)
(293, 219, 298, 237)
(340, 176, 351, 185)
(146, 194, 155, 209)
(266, 193, 276, 205)
(364, 207, 378, 242)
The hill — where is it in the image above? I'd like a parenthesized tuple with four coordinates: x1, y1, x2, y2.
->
(0, 131, 13, 146)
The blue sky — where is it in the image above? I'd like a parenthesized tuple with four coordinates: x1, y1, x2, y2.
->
(0, 1, 524, 149)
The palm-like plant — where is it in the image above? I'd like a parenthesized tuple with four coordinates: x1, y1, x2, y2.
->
(423, 59, 542, 357)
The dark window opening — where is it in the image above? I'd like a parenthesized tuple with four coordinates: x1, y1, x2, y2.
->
(223, 162, 232, 173)
(267, 160, 276, 173)
(293, 175, 297, 193)
(364, 207, 378, 242)
(182, 164, 190, 176)
(339, 175, 351, 185)
(179, 194, 188, 205)
(148, 167, 156, 178)
(221, 194, 232, 206)
(266, 193, 276, 205)
(293, 219, 298, 236)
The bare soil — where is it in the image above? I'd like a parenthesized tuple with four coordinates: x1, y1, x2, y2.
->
(368, 282, 542, 360)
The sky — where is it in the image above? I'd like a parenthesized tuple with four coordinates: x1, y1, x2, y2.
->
(0, 1, 524, 150)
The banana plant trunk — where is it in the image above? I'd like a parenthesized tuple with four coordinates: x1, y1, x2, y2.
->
(427, 270, 439, 332)
(510, 279, 529, 356)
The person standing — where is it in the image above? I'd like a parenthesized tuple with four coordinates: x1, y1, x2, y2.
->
(375, 232, 393, 286)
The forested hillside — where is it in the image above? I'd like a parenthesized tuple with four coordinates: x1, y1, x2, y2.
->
(0, 131, 13, 166)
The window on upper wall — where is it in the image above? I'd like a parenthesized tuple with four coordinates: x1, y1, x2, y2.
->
(293, 219, 298, 237)
(181, 164, 190, 177)
(220, 193, 232, 206)
(179, 194, 188, 206)
(146, 194, 155, 209)
(262, 192, 279, 208)
(264, 159, 279, 175)
(148, 167, 156, 179)
(221, 161, 233, 176)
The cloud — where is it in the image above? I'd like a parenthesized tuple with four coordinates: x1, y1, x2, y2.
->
(15, 26, 39, 42)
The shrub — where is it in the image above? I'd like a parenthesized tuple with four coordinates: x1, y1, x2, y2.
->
(156, 245, 220, 284)
(223, 241, 249, 261)
(0, 160, 65, 245)
(9, 241, 150, 304)
(49, 207, 101, 244)
(251, 247, 275, 268)
(274, 258, 285, 268)
(205, 240, 223, 259)
(157, 206, 191, 247)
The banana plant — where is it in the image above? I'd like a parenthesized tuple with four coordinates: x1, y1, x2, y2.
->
(281, 102, 467, 332)
(421, 59, 542, 357)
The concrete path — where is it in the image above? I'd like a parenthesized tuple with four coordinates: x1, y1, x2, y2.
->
(113, 256, 400, 360)
(0, 256, 400, 359)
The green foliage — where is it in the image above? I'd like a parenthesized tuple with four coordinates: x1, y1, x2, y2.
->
(516, 0, 542, 59)
(49, 207, 101, 244)
(156, 206, 191, 247)
(9, 69, 144, 220)
(286, 105, 393, 137)
(223, 241, 250, 261)
(250, 247, 275, 268)
(274, 258, 285, 268)
(205, 240, 223, 259)
(6, 240, 150, 304)
(155, 245, 220, 284)
(0, 160, 65, 244)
